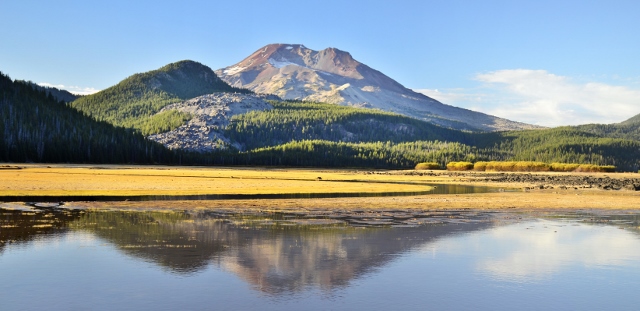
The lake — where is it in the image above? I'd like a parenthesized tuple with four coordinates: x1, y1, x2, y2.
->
(1, 206, 640, 310)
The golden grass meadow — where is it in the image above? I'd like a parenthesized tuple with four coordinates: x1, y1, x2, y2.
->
(2, 164, 640, 211)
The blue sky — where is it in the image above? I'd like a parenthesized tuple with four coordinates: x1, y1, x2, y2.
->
(1, 0, 639, 126)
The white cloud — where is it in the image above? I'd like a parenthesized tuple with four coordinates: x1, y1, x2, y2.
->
(415, 70, 640, 126)
(38, 82, 100, 96)
(422, 220, 640, 282)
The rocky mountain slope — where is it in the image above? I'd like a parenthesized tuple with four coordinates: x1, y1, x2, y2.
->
(148, 93, 275, 152)
(216, 44, 539, 132)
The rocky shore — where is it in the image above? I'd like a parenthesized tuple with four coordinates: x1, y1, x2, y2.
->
(473, 172, 640, 191)
(393, 171, 640, 191)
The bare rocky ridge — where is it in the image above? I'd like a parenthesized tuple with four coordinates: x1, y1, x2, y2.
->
(216, 44, 541, 132)
(147, 93, 276, 152)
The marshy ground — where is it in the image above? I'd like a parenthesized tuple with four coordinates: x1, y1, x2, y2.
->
(1, 164, 639, 211)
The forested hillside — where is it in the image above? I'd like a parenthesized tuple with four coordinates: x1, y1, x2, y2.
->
(472, 127, 640, 170)
(225, 101, 470, 149)
(620, 113, 640, 126)
(70, 60, 250, 135)
(0, 72, 178, 163)
(213, 102, 640, 171)
(573, 118, 640, 142)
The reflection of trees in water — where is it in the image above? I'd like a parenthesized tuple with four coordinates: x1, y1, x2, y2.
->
(71, 211, 244, 273)
(70, 210, 492, 294)
(0, 208, 83, 254)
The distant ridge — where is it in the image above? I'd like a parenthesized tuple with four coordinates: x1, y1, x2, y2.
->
(620, 113, 640, 126)
(216, 44, 540, 132)
(25, 82, 79, 103)
(573, 112, 640, 142)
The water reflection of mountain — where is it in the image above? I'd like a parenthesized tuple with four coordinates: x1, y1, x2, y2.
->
(70, 211, 492, 294)
(0, 208, 83, 254)
(221, 223, 492, 294)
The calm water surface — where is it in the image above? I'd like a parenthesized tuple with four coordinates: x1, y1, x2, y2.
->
(1, 207, 640, 310)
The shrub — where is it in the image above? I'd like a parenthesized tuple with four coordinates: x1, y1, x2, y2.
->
(415, 162, 442, 170)
(575, 164, 616, 172)
(550, 163, 580, 172)
(513, 161, 550, 172)
(474, 161, 488, 171)
(447, 161, 474, 171)
(484, 161, 517, 171)
(472, 161, 615, 172)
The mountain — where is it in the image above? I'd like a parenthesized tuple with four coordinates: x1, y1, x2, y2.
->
(70, 60, 250, 135)
(3, 67, 638, 170)
(216, 44, 539, 132)
(0, 72, 177, 163)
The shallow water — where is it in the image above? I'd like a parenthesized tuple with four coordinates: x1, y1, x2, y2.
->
(1, 207, 639, 310)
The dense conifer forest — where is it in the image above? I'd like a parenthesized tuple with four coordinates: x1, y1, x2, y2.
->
(225, 101, 470, 149)
(0, 72, 179, 163)
(573, 122, 640, 142)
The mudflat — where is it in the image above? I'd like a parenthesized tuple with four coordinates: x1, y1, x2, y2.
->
(2, 164, 639, 210)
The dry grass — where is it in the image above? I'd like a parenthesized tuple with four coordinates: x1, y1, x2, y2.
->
(0, 164, 434, 197)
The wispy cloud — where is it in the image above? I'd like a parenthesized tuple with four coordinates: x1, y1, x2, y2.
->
(38, 82, 100, 96)
(415, 70, 640, 127)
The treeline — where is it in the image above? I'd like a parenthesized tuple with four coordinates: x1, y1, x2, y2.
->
(0, 72, 181, 163)
(202, 138, 638, 171)
(471, 127, 640, 171)
(70, 60, 250, 135)
(203, 140, 481, 168)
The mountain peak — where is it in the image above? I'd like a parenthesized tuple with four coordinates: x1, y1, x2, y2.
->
(216, 44, 539, 131)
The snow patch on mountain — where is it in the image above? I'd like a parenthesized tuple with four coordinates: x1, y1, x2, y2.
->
(268, 58, 297, 69)
(223, 66, 246, 75)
